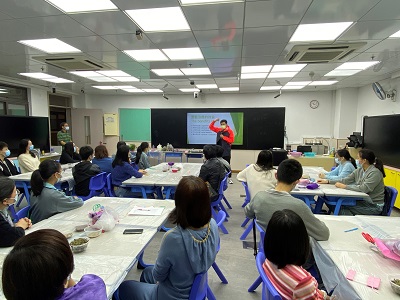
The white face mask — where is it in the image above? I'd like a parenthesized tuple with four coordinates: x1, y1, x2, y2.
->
(65, 126, 70, 131)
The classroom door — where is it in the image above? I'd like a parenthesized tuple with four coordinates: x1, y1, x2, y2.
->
(70, 108, 103, 149)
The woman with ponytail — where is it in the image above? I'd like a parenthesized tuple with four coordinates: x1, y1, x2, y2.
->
(319, 149, 385, 215)
(134, 142, 151, 170)
(318, 149, 356, 181)
(30, 160, 83, 223)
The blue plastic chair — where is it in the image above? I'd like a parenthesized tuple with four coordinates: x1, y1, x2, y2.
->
(382, 186, 398, 216)
(222, 172, 232, 209)
(80, 172, 107, 201)
(105, 173, 116, 197)
(240, 182, 254, 240)
(8, 205, 30, 223)
(210, 177, 230, 230)
(211, 214, 229, 283)
(214, 210, 228, 235)
(249, 252, 282, 300)
(163, 186, 176, 199)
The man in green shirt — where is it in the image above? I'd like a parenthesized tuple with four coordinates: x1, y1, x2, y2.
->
(57, 122, 71, 146)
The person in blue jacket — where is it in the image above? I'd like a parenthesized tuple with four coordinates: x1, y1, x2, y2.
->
(118, 176, 219, 300)
(92, 145, 113, 173)
(318, 149, 356, 181)
(111, 145, 146, 197)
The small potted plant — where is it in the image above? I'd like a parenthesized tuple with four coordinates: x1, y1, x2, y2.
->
(129, 144, 136, 151)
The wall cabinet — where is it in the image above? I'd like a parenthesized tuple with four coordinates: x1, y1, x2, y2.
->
(383, 167, 400, 209)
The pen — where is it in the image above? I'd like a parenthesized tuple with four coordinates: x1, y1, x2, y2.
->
(136, 208, 151, 211)
(344, 227, 358, 232)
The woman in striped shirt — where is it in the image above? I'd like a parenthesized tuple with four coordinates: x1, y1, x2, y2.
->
(263, 209, 330, 300)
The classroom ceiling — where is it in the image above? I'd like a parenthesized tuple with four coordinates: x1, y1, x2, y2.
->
(0, 0, 400, 95)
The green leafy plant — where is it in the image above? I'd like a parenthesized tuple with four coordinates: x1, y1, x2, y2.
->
(129, 144, 136, 151)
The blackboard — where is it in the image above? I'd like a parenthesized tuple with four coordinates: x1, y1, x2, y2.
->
(151, 108, 285, 150)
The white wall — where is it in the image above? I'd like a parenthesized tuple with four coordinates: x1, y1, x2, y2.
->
(86, 91, 335, 144)
(29, 87, 49, 117)
(356, 79, 400, 132)
(333, 88, 358, 138)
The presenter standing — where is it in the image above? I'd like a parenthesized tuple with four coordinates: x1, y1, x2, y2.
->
(209, 118, 234, 183)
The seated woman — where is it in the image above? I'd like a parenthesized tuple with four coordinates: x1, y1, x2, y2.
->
(92, 145, 113, 173)
(0, 177, 31, 247)
(17, 138, 40, 173)
(198, 145, 226, 202)
(118, 176, 219, 300)
(319, 149, 356, 181)
(30, 160, 84, 223)
(318, 149, 385, 215)
(2, 229, 107, 300)
(60, 142, 81, 164)
(237, 150, 277, 199)
(263, 209, 329, 300)
(111, 145, 146, 197)
(134, 142, 151, 170)
(0, 141, 19, 176)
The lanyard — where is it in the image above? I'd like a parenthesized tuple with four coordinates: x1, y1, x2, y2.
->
(0, 209, 14, 226)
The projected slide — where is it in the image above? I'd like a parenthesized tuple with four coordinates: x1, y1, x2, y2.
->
(187, 112, 244, 145)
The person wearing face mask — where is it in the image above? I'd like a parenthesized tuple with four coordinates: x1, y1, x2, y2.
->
(17, 138, 40, 173)
(245, 159, 329, 240)
(72, 146, 101, 197)
(318, 149, 385, 215)
(57, 122, 72, 147)
(134, 142, 151, 170)
(60, 142, 81, 164)
(0, 141, 19, 176)
(0, 177, 31, 247)
(318, 149, 356, 181)
(30, 160, 83, 223)
(209, 118, 235, 183)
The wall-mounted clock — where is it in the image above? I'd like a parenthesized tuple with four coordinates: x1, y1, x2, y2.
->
(310, 100, 319, 109)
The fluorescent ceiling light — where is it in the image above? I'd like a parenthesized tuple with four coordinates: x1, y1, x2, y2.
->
(18, 38, 80, 54)
(268, 72, 298, 78)
(241, 73, 268, 79)
(324, 70, 361, 76)
(125, 7, 190, 32)
(93, 86, 117, 90)
(271, 64, 306, 72)
(180, 88, 200, 92)
(19, 72, 56, 79)
(310, 81, 338, 86)
(180, 0, 244, 5)
(290, 22, 353, 42)
(143, 89, 163, 93)
(46, 78, 74, 83)
(123, 49, 168, 62)
(196, 84, 218, 89)
(116, 86, 136, 89)
(180, 68, 211, 75)
(88, 77, 116, 82)
(241, 65, 272, 73)
(219, 87, 239, 91)
(0, 91, 7, 94)
(112, 76, 140, 82)
(336, 61, 379, 70)
(97, 70, 131, 77)
(163, 47, 204, 60)
(122, 89, 145, 93)
(281, 86, 305, 90)
(389, 29, 400, 38)
(286, 81, 311, 86)
(70, 71, 101, 78)
(45, 0, 117, 13)
(260, 86, 281, 91)
(152, 69, 184, 76)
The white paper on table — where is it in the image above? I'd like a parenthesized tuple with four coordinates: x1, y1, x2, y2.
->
(128, 206, 165, 216)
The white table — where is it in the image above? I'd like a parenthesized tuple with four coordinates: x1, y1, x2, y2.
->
(313, 215, 400, 300)
(0, 197, 174, 300)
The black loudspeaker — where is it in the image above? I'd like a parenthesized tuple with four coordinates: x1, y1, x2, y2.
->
(271, 149, 288, 166)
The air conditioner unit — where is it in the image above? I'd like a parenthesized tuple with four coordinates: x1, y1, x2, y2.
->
(32, 55, 113, 71)
(285, 42, 366, 64)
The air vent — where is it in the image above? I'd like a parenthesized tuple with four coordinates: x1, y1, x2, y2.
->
(32, 55, 113, 71)
(285, 43, 366, 64)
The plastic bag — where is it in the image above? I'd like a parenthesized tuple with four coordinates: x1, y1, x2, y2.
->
(95, 207, 119, 232)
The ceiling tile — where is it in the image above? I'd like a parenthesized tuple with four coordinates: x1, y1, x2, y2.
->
(206, 58, 241, 68)
(111, 0, 179, 10)
(0, 11, 12, 20)
(243, 25, 297, 45)
(201, 45, 242, 59)
(0, 42, 43, 55)
(361, 39, 400, 54)
(0, 19, 48, 42)
(301, 0, 380, 23)
(70, 11, 137, 35)
(146, 31, 198, 48)
(242, 44, 285, 57)
(101, 34, 154, 51)
(86, 51, 134, 63)
(182, 2, 244, 30)
(244, 0, 312, 27)
(361, 0, 400, 21)
(62, 36, 117, 52)
(340, 20, 400, 41)
(241, 56, 279, 66)
(194, 29, 243, 47)
(0, 0, 63, 18)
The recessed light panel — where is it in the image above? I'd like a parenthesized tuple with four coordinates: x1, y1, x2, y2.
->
(180, 68, 211, 75)
(180, 0, 243, 5)
(336, 61, 379, 70)
(123, 49, 169, 62)
(46, 78, 74, 83)
(45, 0, 118, 13)
(268, 72, 298, 78)
(180, 88, 200, 92)
(260, 86, 281, 91)
(196, 84, 218, 89)
(241, 65, 272, 73)
(220, 87, 239, 91)
(88, 77, 116, 82)
(241, 73, 268, 79)
(290, 22, 353, 42)
(112, 77, 140, 82)
(0, 91, 7, 94)
(19, 73, 56, 79)
(18, 38, 81, 54)
(143, 89, 163, 93)
(125, 7, 190, 32)
(281, 86, 305, 90)
(163, 47, 204, 60)
(152, 69, 184, 76)
(123, 89, 145, 93)
(93, 86, 117, 90)
(70, 71, 100, 78)
(286, 81, 311, 86)
(324, 70, 361, 76)
(389, 29, 400, 38)
(271, 64, 306, 72)
(97, 70, 131, 77)
(310, 81, 338, 86)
